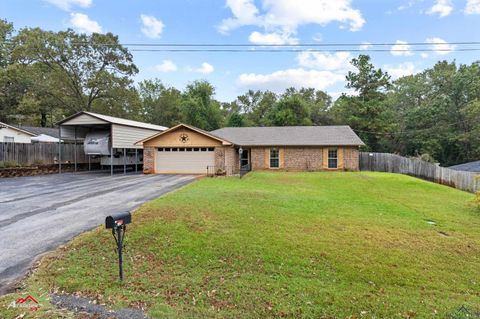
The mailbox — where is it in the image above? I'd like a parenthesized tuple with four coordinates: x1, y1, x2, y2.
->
(105, 212, 131, 229)
(105, 211, 131, 282)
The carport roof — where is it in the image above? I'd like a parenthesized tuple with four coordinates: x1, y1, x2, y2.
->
(211, 126, 365, 146)
(57, 111, 168, 131)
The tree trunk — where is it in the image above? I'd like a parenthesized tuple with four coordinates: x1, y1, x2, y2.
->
(41, 112, 47, 127)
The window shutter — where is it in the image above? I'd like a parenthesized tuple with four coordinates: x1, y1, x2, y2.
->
(264, 147, 269, 168)
(322, 148, 328, 169)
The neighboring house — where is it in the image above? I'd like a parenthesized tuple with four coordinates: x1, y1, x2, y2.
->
(137, 123, 364, 175)
(17, 126, 61, 143)
(449, 160, 480, 173)
(0, 122, 36, 143)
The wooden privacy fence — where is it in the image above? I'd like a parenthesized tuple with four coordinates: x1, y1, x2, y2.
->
(360, 152, 479, 193)
(0, 142, 93, 165)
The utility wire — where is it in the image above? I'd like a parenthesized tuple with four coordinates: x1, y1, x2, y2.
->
(2, 40, 480, 47)
(128, 48, 480, 53)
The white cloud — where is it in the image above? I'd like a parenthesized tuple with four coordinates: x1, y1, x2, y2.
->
(140, 14, 164, 39)
(384, 62, 418, 79)
(237, 68, 344, 92)
(425, 37, 455, 55)
(421, 52, 429, 58)
(297, 51, 351, 71)
(70, 13, 102, 34)
(397, 1, 417, 11)
(359, 41, 372, 50)
(219, 0, 365, 44)
(427, 0, 453, 17)
(155, 60, 177, 73)
(195, 62, 215, 74)
(44, 0, 91, 11)
(248, 31, 298, 45)
(391, 40, 413, 56)
(465, 0, 480, 14)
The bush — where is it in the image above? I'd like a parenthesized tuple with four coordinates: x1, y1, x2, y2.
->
(4, 160, 17, 168)
(0, 161, 4, 169)
(33, 159, 44, 166)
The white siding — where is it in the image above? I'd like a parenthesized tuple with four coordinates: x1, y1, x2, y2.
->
(0, 127, 32, 143)
(60, 126, 91, 139)
(62, 113, 108, 125)
(111, 124, 161, 149)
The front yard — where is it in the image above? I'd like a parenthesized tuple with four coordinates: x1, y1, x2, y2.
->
(1, 172, 479, 318)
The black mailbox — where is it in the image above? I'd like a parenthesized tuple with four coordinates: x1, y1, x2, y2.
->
(105, 212, 131, 229)
(105, 211, 131, 282)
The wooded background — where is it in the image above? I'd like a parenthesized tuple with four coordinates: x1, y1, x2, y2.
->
(1, 19, 479, 167)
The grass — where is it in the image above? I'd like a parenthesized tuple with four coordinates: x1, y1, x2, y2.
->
(1, 171, 479, 318)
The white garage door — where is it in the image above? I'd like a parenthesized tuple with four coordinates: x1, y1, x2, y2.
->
(156, 147, 215, 174)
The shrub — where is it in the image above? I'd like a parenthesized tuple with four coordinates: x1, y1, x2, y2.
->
(0, 161, 4, 169)
(33, 159, 44, 166)
(4, 160, 17, 168)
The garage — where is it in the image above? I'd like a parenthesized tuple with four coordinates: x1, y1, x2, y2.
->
(137, 123, 235, 175)
(156, 147, 215, 174)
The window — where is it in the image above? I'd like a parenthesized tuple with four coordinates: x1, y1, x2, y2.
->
(194, 148, 200, 151)
(328, 149, 338, 169)
(270, 148, 279, 168)
(207, 147, 214, 151)
(186, 148, 192, 151)
(201, 147, 207, 151)
(158, 148, 164, 152)
(3, 136, 14, 143)
(165, 148, 171, 152)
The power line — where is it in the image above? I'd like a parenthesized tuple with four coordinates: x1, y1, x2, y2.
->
(128, 48, 480, 53)
(2, 40, 480, 47)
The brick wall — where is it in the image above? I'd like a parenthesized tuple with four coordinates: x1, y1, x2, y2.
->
(214, 147, 226, 170)
(247, 146, 360, 171)
(251, 147, 265, 170)
(143, 146, 155, 174)
(224, 147, 239, 174)
(284, 147, 323, 170)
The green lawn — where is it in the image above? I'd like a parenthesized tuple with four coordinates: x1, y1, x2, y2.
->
(1, 172, 479, 318)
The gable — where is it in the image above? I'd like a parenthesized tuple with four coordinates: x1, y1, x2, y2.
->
(143, 126, 224, 147)
(61, 113, 109, 125)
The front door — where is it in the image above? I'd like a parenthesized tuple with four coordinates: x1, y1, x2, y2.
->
(240, 149, 249, 167)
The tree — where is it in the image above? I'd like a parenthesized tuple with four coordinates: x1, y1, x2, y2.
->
(266, 94, 312, 126)
(139, 79, 183, 126)
(346, 55, 391, 99)
(332, 55, 393, 151)
(226, 112, 245, 127)
(12, 27, 138, 116)
(182, 80, 222, 130)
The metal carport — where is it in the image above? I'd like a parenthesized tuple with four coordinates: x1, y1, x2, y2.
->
(57, 111, 167, 175)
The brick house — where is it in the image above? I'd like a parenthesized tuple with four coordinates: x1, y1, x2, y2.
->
(137, 123, 364, 175)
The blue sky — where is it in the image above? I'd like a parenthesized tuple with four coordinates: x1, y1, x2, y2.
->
(1, 0, 479, 101)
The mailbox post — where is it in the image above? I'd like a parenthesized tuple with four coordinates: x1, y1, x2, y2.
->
(105, 212, 131, 282)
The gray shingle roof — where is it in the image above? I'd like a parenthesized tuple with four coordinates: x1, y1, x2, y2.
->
(211, 126, 364, 146)
(18, 126, 60, 138)
(448, 160, 480, 172)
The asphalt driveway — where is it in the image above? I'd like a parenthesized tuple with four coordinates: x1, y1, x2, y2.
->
(0, 172, 196, 292)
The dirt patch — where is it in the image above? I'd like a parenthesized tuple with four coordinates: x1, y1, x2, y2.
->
(51, 294, 149, 319)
